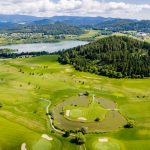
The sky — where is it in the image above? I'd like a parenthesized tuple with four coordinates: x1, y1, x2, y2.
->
(1, 0, 150, 20)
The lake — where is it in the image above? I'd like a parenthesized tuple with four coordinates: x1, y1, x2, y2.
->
(0, 41, 88, 53)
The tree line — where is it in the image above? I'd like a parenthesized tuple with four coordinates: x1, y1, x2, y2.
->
(0, 51, 49, 58)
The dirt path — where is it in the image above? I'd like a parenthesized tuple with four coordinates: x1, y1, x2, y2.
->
(41, 98, 65, 134)
(42, 98, 87, 149)
(42, 98, 77, 137)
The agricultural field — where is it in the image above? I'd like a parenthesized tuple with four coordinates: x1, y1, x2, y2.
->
(0, 55, 150, 150)
(78, 30, 101, 40)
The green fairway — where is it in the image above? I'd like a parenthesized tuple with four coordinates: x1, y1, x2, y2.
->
(92, 140, 120, 150)
(32, 139, 52, 150)
(0, 116, 59, 150)
(86, 135, 123, 150)
(0, 55, 150, 149)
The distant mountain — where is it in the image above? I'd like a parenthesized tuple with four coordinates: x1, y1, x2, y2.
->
(31, 19, 52, 25)
(0, 14, 137, 26)
(0, 15, 116, 25)
(0, 14, 47, 23)
(0, 21, 16, 27)
(30, 16, 116, 26)
(50, 16, 115, 26)
(84, 19, 150, 33)
(0, 14, 150, 33)
(86, 19, 137, 29)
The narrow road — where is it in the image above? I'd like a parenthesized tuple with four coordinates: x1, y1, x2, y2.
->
(43, 98, 77, 136)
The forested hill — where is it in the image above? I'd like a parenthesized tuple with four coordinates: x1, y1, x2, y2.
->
(58, 36, 150, 78)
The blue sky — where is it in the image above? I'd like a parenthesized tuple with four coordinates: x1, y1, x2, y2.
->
(1, 0, 150, 19)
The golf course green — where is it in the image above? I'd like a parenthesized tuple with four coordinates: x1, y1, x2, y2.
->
(0, 55, 150, 150)
(63, 97, 108, 122)
(52, 95, 127, 132)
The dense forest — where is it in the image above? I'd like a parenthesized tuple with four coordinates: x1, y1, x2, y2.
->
(0, 22, 84, 35)
(58, 36, 150, 78)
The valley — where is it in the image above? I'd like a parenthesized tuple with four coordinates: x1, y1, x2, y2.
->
(0, 10, 150, 150)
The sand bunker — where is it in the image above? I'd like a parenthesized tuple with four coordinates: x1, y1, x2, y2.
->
(65, 69, 72, 72)
(78, 117, 87, 121)
(66, 110, 70, 116)
(98, 138, 108, 142)
(21, 143, 27, 150)
(107, 108, 119, 111)
(42, 134, 53, 141)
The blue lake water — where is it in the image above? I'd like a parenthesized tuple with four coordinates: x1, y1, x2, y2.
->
(0, 41, 88, 53)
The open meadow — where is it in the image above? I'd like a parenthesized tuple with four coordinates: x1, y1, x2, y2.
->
(0, 55, 150, 150)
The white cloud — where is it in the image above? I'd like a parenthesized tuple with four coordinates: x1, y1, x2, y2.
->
(0, 0, 150, 19)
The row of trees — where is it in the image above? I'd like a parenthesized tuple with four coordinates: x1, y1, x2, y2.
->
(0, 51, 49, 58)
(58, 36, 150, 78)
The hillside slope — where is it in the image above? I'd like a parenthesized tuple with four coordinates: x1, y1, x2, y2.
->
(58, 36, 150, 78)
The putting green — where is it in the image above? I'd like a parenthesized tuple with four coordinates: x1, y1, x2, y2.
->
(52, 96, 127, 132)
(32, 139, 52, 150)
(93, 142, 120, 150)
(64, 100, 108, 122)
(93, 140, 120, 150)
(88, 137, 122, 150)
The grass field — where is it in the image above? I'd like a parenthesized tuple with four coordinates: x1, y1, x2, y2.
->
(0, 55, 150, 150)
(79, 30, 100, 39)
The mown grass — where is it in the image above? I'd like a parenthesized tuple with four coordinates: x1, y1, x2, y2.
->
(0, 55, 150, 149)
(64, 100, 108, 122)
